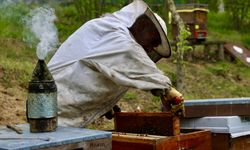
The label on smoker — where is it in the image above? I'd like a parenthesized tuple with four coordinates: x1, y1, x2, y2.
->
(27, 92, 57, 118)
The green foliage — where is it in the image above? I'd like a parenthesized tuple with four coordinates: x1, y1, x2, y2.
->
(207, 12, 250, 48)
(151, 96, 161, 103)
(55, 4, 82, 42)
(175, 0, 219, 12)
(182, 61, 250, 99)
(199, 0, 219, 12)
(0, 2, 29, 39)
(74, 0, 100, 22)
(169, 72, 177, 86)
(157, 62, 177, 86)
(242, 35, 250, 48)
(207, 62, 230, 76)
(73, 0, 128, 23)
(224, 0, 250, 31)
(0, 38, 35, 88)
(207, 12, 231, 32)
(176, 26, 192, 58)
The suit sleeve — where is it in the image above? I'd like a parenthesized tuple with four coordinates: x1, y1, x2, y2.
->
(82, 44, 172, 91)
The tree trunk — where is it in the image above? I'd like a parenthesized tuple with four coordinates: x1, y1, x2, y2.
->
(166, 0, 186, 91)
(163, 0, 169, 25)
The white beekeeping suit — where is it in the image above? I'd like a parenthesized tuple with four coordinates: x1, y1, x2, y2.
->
(48, 0, 172, 127)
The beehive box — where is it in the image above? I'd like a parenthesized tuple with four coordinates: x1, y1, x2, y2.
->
(181, 116, 250, 150)
(112, 112, 211, 150)
(114, 112, 178, 136)
(172, 4, 208, 43)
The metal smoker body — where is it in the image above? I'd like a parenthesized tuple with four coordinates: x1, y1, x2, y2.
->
(27, 59, 57, 132)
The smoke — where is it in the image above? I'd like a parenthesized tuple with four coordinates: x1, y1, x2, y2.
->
(25, 6, 58, 60)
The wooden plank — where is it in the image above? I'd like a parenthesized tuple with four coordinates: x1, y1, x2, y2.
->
(6, 124, 23, 134)
(173, 116, 180, 136)
(112, 133, 164, 150)
(112, 130, 211, 150)
(210, 133, 250, 150)
(185, 104, 250, 118)
(114, 112, 175, 136)
(156, 130, 211, 150)
(184, 98, 250, 117)
(211, 133, 230, 150)
(224, 43, 250, 67)
(185, 105, 216, 117)
(232, 135, 250, 150)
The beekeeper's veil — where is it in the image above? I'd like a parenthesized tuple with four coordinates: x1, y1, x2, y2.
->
(113, 0, 171, 58)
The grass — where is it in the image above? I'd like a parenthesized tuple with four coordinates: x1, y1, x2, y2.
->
(207, 12, 250, 48)
(0, 38, 36, 88)
(183, 61, 250, 99)
(123, 92, 138, 101)
(54, 4, 83, 42)
(0, 2, 29, 40)
(206, 61, 230, 76)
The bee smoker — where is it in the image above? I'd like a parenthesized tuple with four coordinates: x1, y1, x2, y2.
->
(27, 59, 57, 132)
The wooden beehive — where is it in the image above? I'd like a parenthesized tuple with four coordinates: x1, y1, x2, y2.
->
(114, 112, 179, 136)
(113, 112, 212, 150)
(113, 130, 211, 150)
(212, 133, 250, 150)
(172, 4, 208, 43)
(182, 99, 250, 150)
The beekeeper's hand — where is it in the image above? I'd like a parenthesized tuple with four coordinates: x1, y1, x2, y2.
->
(162, 87, 183, 104)
(161, 87, 184, 116)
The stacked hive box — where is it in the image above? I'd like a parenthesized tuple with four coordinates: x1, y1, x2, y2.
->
(182, 98, 250, 150)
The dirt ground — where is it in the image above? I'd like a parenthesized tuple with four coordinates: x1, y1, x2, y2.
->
(0, 85, 27, 126)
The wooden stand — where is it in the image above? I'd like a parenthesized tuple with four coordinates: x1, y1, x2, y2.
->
(0, 124, 112, 150)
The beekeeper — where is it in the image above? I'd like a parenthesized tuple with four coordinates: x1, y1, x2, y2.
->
(48, 0, 183, 127)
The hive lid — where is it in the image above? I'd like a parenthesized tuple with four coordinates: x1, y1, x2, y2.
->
(181, 116, 250, 138)
(184, 97, 250, 106)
